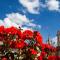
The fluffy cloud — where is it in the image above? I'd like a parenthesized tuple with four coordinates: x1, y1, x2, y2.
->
(46, 0, 60, 11)
(0, 13, 41, 30)
(19, 0, 40, 14)
(22, 27, 33, 31)
(52, 36, 57, 47)
(26, 22, 41, 28)
(4, 18, 19, 28)
(19, 0, 60, 13)
(0, 20, 4, 26)
(6, 13, 30, 27)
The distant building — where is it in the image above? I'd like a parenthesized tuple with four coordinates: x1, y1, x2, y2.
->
(47, 36, 52, 45)
(57, 31, 60, 46)
(56, 31, 60, 56)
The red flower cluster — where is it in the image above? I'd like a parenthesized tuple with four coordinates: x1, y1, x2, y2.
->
(16, 40, 25, 49)
(29, 48, 37, 55)
(33, 31, 42, 46)
(48, 56, 56, 60)
(0, 26, 42, 49)
(2, 57, 7, 60)
(22, 30, 33, 40)
(0, 26, 59, 60)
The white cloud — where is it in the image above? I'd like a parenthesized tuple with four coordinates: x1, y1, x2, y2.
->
(46, 0, 60, 11)
(28, 23, 37, 27)
(4, 18, 19, 28)
(38, 25, 42, 28)
(22, 27, 33, 32)
(19, 0, 60, 13)
(52, 36, 57, 47)
(0, 13, 41, 30)
(29, 23, 41, 28)
(6, 13, 41, 29)
(19, 0, 40, 14)
(0, 20, 4, 26)
(6, 13, 30, 24)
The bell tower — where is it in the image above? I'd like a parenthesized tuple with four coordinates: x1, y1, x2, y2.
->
(56, 31, 60, 56)
(47, 36, 52, 45)
(57, 31, 60, 46)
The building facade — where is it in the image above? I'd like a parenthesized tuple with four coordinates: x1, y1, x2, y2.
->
(56, 31, 60, 56)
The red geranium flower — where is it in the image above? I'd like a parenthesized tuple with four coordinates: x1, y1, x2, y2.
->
(0, 26, 4, 33)
(33, 31, 42, 45)
(41, 51, 47, 58)
(45, 44, 51, 49)
(41, 43, 46, 51)
(8, 40, 13, 46)
(29, 48, 37, 55)
(5, 26, 18, 34)
(17, 29, 22, 39)
(56, 56, 60, 60)
(48, 56, 56, 60)
(50, 46, 56, 52)
(2, 57, 7, 60)
(4, 28, 10, 33)
(16, 40, 25, 49)
(10, 40, 17, 48)
(22, 30, 33, 40)
(38, 55, 43, 60)
(9, 27, 18, 34)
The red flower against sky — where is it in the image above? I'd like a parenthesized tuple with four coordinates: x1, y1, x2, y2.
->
(0, 26, 4, 33)
(22, 30, 33, 39)
(0, 26, 58, 60)
(5, 26, 18, 34)
(35, 36, 42, 45)
(33, 31, 42, 45)
(17, 29, 22, 38)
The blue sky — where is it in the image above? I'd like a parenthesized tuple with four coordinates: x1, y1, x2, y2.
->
(0, 0, 60, 42)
